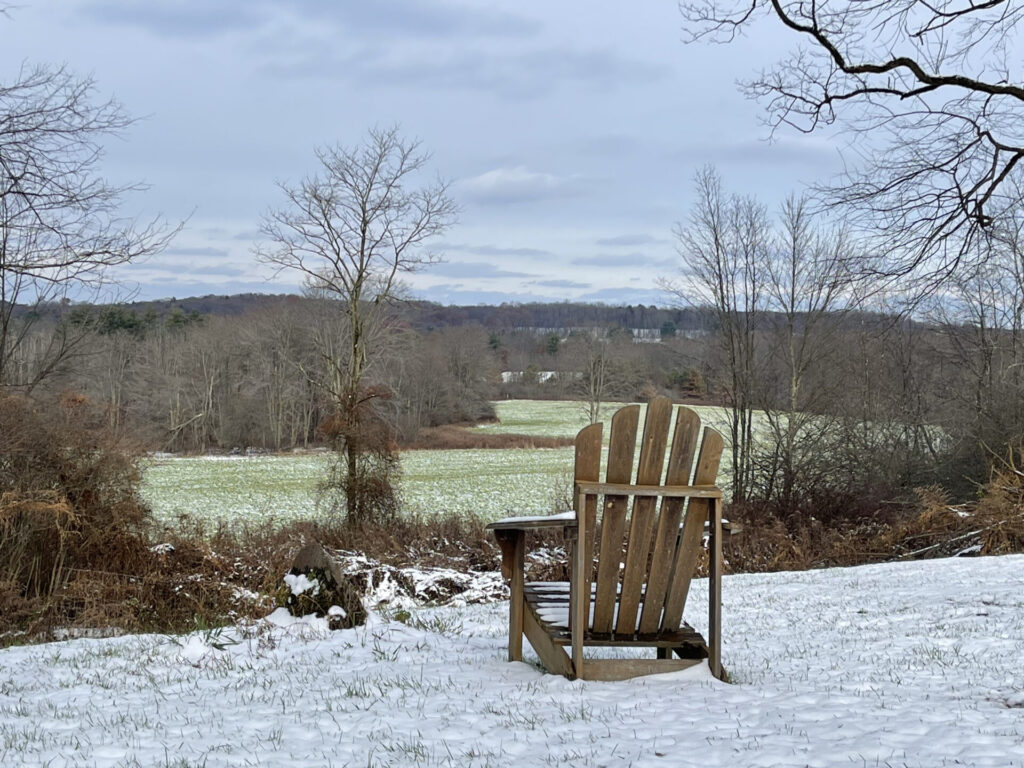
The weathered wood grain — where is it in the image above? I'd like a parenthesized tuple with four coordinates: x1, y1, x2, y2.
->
(662, 427, 724, 630)
(616, 396, 672, 637)
(592, 405, 639, 634)
(639, 407, 701, 634)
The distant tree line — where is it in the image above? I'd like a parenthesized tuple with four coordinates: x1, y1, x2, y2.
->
(8, 282, 1018, 508)
(4, 300, 499, 454)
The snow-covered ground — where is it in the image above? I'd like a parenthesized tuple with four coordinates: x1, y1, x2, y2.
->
(2, 555, 1022, 767)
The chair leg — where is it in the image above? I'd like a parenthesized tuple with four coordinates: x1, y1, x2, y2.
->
(494, 530, 525, 662)
(656, 647, 670, 660)
(508, 532, 525, 662)
(708, 497, 723, 680)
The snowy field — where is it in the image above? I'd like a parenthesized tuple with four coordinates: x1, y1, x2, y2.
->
(2, 555, 1022, 767)
(473, 399, 732, 440)
(140, 400, 737, 528)
(142, 447, 574, 527)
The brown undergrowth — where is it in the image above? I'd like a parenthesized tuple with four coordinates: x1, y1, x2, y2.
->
(404, 424, 574, 450)
(1, 505, 507, 646)
(4, 391, 1021, 645)
(0, 393, 504, 646)
(722, 460, 1024, 573)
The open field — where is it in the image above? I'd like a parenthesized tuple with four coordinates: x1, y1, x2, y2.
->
(141, 400, 733, 527)
(2, 554, 1021, 766)
(472, 399, 731, 439)
(143, 448, 574, 527)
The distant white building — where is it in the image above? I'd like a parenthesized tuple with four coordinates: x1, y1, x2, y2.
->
(501, 370, 579, 384)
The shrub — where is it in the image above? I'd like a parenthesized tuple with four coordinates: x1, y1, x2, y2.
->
(0, 393, 151, 599)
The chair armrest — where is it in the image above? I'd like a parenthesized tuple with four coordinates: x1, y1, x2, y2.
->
(701, 519, 743, 535)
(486, 511, 577, 532)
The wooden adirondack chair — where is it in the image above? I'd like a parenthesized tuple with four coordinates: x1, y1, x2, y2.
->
(487, 397, 725, 682)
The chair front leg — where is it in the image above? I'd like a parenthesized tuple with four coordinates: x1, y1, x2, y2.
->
(707, 496, 723, 680)
(570, 491, 588, 679)
(495, 529, 525, 662)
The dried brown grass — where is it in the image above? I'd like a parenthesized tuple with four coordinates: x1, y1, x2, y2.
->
(0, 393, 151, 598)
(722, 457, 1024, 573)
(5, 390, 1022, 645)
(405, 424, 574, 450)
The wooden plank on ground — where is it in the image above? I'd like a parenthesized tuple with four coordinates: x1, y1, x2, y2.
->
(578, 658, 700, 682)
(615, 396, 673, 637)
(592, 405, 639, 634)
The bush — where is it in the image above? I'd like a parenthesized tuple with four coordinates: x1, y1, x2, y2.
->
(722, 459, 1024, 573)
(0, 393, 151, 599)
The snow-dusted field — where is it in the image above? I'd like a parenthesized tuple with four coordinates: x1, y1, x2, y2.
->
(140, 400, 740, 528)
(142, 447, 575, 527)
(3, 555, 1022, 767)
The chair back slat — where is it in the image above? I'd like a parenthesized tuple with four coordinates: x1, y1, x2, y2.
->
(590, 405, 639, 633)
(661, 428, 724, 630)
(614, 397, 673, 636)
(638, 407, 702, 634)
(573, 422, 603, 632)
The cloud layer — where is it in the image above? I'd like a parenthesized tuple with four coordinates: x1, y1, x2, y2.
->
(0, 0, 843, 305)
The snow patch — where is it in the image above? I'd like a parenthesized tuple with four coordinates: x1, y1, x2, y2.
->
(283, 572, 320, 596)
(3, 555, 1023, 767)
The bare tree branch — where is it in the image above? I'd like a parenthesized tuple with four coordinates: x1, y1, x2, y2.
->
(681, 0, 1024, 285)
(0, 63, 175, 391)
(254, 125, 457, 523)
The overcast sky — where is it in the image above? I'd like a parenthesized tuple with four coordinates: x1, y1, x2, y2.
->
(1, 1, 843, 306)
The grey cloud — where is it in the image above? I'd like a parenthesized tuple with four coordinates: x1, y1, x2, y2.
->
(571, 252, 661, 267)
(312, 0, 539, 39)
(595, 234, 667, 247)
(79, 0, 538, 40)
(165, 246, 230, 258)
(673, 135, 838, 169)
(183, 265, 248, 277)
(531, 279, 591, 289)
(458, 166, 584, 206)
(439, 243, 554, 259)
(261, 43, 664, 99)
(578, 287, 671, 306)
(79, 1, 265, 38)
(430, 261, 534, 279)
(573, 134, 646, 158)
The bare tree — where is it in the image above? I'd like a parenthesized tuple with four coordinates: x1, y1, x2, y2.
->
(664, 166, 769, 500)
(758, 195, 854, 507)
(256, 126, 457, 524)
(929, 202, 1024, 478)
(0, 64, 171, 391)
(562, 331, 637, 424)
(680, 0, 1024, 284)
